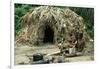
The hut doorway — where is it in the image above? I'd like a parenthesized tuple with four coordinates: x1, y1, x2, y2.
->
(43, 25, 54, 44)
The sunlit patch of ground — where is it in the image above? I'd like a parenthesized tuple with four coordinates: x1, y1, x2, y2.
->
(15, 41, 94, 65)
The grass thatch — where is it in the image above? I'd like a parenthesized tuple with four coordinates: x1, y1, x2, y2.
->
(15, 6, 88, 52)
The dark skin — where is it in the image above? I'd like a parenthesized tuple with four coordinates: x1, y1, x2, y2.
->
(75, 32, 85, 52)
(68, 31, 85, 52)
(68, 31, 77, 48)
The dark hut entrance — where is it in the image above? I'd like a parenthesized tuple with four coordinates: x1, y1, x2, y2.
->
(43, 25, 54, 44)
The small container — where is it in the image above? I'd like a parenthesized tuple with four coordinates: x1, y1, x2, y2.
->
(33, 53, 43, 61)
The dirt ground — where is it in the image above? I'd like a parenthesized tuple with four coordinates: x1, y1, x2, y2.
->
(14, 41, 94, 65)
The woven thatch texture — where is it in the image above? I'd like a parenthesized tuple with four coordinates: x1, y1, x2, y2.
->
(16, 6, 86, 52)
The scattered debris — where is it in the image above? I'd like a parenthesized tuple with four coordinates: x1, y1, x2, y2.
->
(15, 6, 93, 65)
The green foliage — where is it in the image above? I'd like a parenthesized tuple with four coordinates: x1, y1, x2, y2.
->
(14, 4, 33, 36)
(70, 7, 94, 39)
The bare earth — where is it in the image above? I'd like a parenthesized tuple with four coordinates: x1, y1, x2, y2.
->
(15, 42, 94, 65)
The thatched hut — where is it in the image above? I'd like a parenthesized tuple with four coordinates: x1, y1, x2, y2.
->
(16, 6, 86, 52)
